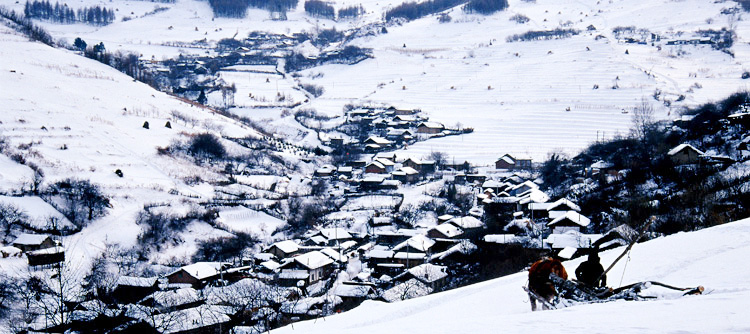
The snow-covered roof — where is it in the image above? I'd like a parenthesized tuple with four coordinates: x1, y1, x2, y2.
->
(152, 305, 230, 334)
(0, 246, 21, 256)
(558, 246, 577, 259)
(398, 166, 419, 175)
(375, 158, 395, 166)
(447, 216, 485, 229)
(517, 189, 550, 205)
(293, 251, 334, 270)
(498, 155, 515, 164)
(408, 263, 448, 283)
(367, 161, 386, 170)
(147, 288, 201, 309)
(117, 276, 158, 288)
(171, 262, 228, 280)
(278, 269, 310, 279)
(545, 230, 603, 248)
(528, 202, 553, 211)
(511, 180, 539, 192)
(362, 175, 386, 183)
(484, 234, 524, 244)
(667, 143, 704, 156)
(393, 234, 436, 252)
(418, 122, 444, 129)
(317, 227, 352, 241)
(548, 211, 591, 227)
(590, 160, 614, 169)
(430, 241, 477, 261)
(393, 252, 426, 260)
(482, 180, 504, 188)
(12, 233, 51, 246)
(270, 240, 300, 254)
(28, 246, 64, 255)
(365, 136, 392, 145)
(547, 198, 581, 212)
(367, 249, 395, 259)
(258, 259, 280, 271)
(334, 284, 375, 298)
(321, 247, 348, 262)
(429, 224, 464, 238)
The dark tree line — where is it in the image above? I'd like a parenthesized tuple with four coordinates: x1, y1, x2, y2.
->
(463, 0, 508, 14)
(24, 1, 115, 25)
(0, 7, 55, 46)
(506, 28, 580, 42)
(304, 0, 334, 19)
(338, 4, 363, 19)
(208, 0, 299, 18)
(385, 0, 467, 21)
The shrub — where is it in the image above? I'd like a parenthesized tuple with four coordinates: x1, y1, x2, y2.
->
(189, 133, 226, 159)
(193, 232, 257, 263)
(301, 83, 325, 97)
(463, 0, 508, 15)
(47, 178, 110, 227)
(509, 14, 529, 24)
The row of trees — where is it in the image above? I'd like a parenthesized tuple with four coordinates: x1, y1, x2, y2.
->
(385, 0, 466, 21)
(463, 0, 508, 14)
(208, 0, 299, 18)
(24, 0, 115, 25)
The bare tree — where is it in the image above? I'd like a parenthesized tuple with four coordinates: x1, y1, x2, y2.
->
(630, 98, 655, 140)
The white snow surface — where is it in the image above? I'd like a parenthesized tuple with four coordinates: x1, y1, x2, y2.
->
(273, 218, 750, 333)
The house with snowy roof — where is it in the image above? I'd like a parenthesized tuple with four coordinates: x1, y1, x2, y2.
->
(547, 211, 591, 234)
(667, 144, 704, 165)
(166, 262, 232, 287)
(265, 240, 300, 259)
(140, 288, 204, 311)
(113, 276, 159, 304)
(402, 158, 436, 174)
(495, 154, 533, 170)
(446, 216, 486, 238)
(391, 166, 419, 183)
(402, 263, 449, 290)
(427, 223, 465, 239)
(12, 233, 56, 252)
(416, 122, 445, 134)
(546, 198, 581, 219)
(308, 227, 352, 246)
(279, 250, 335, 285)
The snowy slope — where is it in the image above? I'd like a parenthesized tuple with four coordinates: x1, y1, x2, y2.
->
(272, 218, 750, 333)
(0, 23, 261, 268)
(5, 0, 750, 162)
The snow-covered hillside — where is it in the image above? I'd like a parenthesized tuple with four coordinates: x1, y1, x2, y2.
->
(0, 23, 262, 269)
(272, 218, 750, 333)
(5, 0, 750, 162)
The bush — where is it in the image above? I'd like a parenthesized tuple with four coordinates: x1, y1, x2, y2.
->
(47, 179, 110, 227)
(463, 0, 508, 15)
(301, 83, 325, 97)
(509, 14, 529, 24)
(189, 133, 226, 159)
(193, 232, 257, 263)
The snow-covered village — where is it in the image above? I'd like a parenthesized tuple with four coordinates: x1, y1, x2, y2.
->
(1, 0, 750, 332)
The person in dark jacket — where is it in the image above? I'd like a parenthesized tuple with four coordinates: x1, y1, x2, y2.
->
(575, 249, 606, 288)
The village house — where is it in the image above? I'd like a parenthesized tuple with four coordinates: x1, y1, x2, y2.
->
(391, 167, 419, 184)
(416, 122, 445, 134)
(140, 287, 204, 311)
(279, 250, 335, 286)
(359, 175, 386, 191)
(667, 144, 704, 165)
(545, 198, 581, 220)
(308, 227, 353, 246)
(113, 276, 159, 304)
(314, 165, 336, 177)
(547, 211, 591, 234)
(386, 128, 415, 142)
(509, 180, 539, 196)
(166, 262, 232, 287)
(446, 216, 486, 239)
(427, 223, 464, 239)
(12, 233, 56, 252)
(495, 154, 533, 170)
(363, 136, 392, 149)
(402, 263, 449, 291)
(336, 166, 353, 177)
(365, 161, 387, 174)
(328, 135, 344, 147)
(374, 158, 395, 173)
(150, 304, 231, 334)
(27, 246, 64, 267)
(334, 283, 377, 311)
(387, 106, 416, 116)
(392, 234, 436, 254)
(265, 240, 300, 259)
(402, 158, 436, 174)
